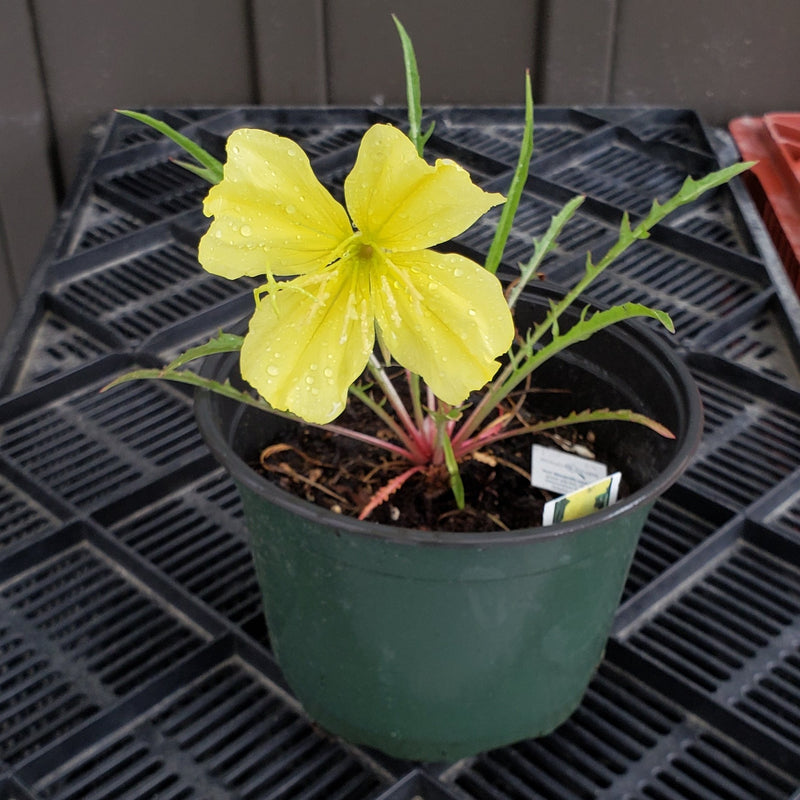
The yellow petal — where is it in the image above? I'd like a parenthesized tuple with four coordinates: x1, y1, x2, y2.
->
(372, 250, 514, 405)
(199, 128, 353, 279)
(345, 124, 505, 251)
(240, 259, 374, 424)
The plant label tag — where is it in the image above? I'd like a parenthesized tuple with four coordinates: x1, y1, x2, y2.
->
(542, 472, 622, 526)
(530, 444, 608, 495)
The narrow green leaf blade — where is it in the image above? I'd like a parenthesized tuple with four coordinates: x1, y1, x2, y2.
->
(393, 15, 425, 155)
(117, 109, 224, 184)
(441, 429, 466, 509)
(523, 407, 675, 439)
(101, 365, 273, 412)
(485, 71, 533, 275)
(171, 159, 221, 184)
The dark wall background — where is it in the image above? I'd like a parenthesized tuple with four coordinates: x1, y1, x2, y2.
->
(2, 0, 798, 336)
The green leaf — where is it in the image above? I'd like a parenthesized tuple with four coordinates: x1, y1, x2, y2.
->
(117, 109, 224, 184)
(393, 16, 426, 156)
(101, 365, 273, 412)
(441, 427, 466, 510)
(555, 302, 675, 346)
(420, 120, 436, 150)
(506, 301, 675, 402)
(101, 330, 245, 395)
(507, 193, 585, 310)
(171, 158, 222, 184)
(484, 71, 533, 275)
(518, 407, 675, 439)
(525, 159, 754, 349)
(163, 331, 244, 371)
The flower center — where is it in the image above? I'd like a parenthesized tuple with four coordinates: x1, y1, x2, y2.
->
(358, 243, 374, 259)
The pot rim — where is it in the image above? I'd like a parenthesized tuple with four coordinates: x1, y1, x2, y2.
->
(195, 316, 702, 548)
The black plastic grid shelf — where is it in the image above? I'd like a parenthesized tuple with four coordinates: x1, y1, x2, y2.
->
(6, 306, 111, 392)
(773, 493, 800, 539)
(457, 187, 614, 274)
(0, 777, 37, 799)
(51, 232, 253, 347)
(66, 196, 146, 253)
(0, 475, 61, 555)
(0, 618, 101, 766)
(621, 487, 733, 602)
(0, 362, 207, 512)
(622, 531, 800, 760)
(683, 359, 800, 510)
(0, 524, 214, 769)
(100, 109, 203, 154)
(203, 110, 369, 159)
(451, 661, 797, 800)
(28, 655, 386, 800)
(622, 108, 717, 153)
(105, 467, 262, 631)
(535, 127, 758, 257)
(100, 157, 210, 218)
(195, 106, 401, 152)
(701, 296, 800, 386)
(751, 471, 800, 541)
(0, 541, 209, 697)
(433, 107, 608, 166)
(2, 107, 800, 797)
(548, 234, 768, 345)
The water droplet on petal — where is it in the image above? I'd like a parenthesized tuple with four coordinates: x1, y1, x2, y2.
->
(267, 365, 279, 376)
(286, 205, 296, 214)
(428, 282, 439, 292)
(453, 268, 464, 277)
(323, 368, 333, 378)
(468, 309, 477, 316)
(240, 225, 252, 237)
(305, 376, 315, 385)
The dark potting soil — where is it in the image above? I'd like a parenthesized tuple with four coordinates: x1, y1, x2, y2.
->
(253, 375, 629, 532)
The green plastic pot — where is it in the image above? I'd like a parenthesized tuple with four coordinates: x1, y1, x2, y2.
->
(195, 290, 702, 761)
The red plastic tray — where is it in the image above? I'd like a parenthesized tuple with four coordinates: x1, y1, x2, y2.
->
(730, 112, 800, 293)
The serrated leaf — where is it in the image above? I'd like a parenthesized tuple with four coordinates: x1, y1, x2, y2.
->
(507, 193, 584, 310)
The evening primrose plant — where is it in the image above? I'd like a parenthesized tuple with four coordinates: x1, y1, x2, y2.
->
(108, 19, 751, 520)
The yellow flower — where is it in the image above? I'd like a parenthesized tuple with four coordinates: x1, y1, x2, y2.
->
(199, 123, 513, 424)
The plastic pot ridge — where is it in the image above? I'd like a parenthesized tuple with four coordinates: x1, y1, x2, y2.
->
(195, 291, 702, 761)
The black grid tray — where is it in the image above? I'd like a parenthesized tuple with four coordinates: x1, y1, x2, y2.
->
(1, 106, 800, 798)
